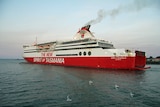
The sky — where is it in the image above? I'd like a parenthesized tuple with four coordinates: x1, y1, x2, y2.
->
(0, 0, 160, 59)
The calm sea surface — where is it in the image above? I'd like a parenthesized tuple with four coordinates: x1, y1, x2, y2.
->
(0, 59, 160, 107)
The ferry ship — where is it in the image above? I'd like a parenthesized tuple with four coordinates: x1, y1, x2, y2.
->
(23, 25, 149, 70)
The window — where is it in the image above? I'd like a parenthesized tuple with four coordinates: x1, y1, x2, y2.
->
(83, 51, 86, 56)
(88, 51, 91, 56)
(79, 52, 82, 56)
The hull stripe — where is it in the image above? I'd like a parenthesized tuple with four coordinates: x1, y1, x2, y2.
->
(24, 56, 137, 70)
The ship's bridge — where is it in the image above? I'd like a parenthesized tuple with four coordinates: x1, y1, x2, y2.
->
(97, 39, 115, 49)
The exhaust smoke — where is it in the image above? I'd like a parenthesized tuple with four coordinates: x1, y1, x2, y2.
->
(85, 0, 159, 26)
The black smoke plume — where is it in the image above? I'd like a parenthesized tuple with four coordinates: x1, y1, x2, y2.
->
(85, 0, 159, 26)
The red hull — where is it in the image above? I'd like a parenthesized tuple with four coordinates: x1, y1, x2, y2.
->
(24, 56, 147, 70)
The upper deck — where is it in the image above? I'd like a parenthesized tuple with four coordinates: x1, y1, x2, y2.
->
(23, 25, 115, 53)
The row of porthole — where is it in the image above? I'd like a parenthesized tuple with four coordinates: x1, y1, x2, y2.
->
(79, 51, 91, 56)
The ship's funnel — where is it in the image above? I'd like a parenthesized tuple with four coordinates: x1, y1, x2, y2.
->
(74, 25, 94, 39)
(81, 25, 91, 32)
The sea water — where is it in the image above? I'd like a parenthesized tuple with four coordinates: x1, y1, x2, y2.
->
(0, 59, 160, 107)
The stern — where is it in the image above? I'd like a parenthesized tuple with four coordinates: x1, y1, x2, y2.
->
(134, 51, 150, 70)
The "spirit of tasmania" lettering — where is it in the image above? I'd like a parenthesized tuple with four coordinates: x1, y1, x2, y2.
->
(33, 57, 64, 64)
(46, 58, 64, 63)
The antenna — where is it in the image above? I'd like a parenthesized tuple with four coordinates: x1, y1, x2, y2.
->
(36, 36, 37, 45)
(33, 36, 37, 46)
